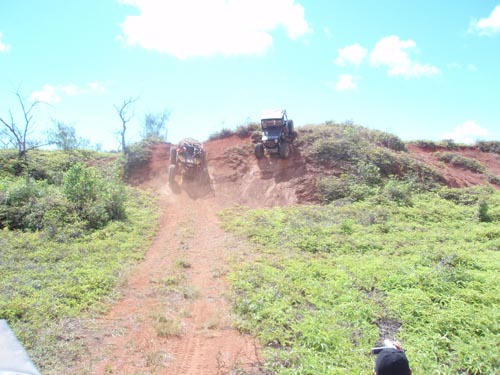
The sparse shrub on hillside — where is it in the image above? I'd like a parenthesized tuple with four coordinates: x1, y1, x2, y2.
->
(251, 130, 262, 143)
(316, 176, 351, 203)
(379, 179, 413, 206)
(316, 173, 378, 204)
(439, 138, 459, 149)
(208, 128, 235, 141)
(306, 123, 446, 204)
(476, 141, 500, 154)
(0, 149, 111, 184)
(367, 148, 402, 176)
(435, 152, 486, 173)
(349, 159, 382, 186)
(476, 198, 492, 222)
(487, 173, 500, 186)
(125, 139, 154, 171)
(308, 137, 362, 164)
(235, 122, 259, 138)
(63, 163, 126, 229)
(411, 140, 438, 150)
(371, 130, 407, 152)
(437, 187, 481, 205)
(0, 150, 26, 177)
(209, 123, 259, 141)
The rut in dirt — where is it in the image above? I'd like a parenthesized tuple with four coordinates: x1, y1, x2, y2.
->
(71, 143, 270, 375)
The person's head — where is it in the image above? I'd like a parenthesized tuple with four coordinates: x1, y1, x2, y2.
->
(374, 348, 412, 375)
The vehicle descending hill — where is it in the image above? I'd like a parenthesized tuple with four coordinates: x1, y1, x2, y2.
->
(129, 122, 500, 206)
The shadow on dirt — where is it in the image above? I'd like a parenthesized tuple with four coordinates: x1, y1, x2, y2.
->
(169, 172, 214, 200)
(256, 147, 306, 184)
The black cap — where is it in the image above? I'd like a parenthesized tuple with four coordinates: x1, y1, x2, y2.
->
(375, 348, 411, 375)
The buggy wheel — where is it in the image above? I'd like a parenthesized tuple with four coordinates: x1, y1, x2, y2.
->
(168, 164, 176, 184)
(202, 151, 208, 167)
(279, 141, 290, 159)
(170, 147, 177, 165)
(255, 143, 264, 159)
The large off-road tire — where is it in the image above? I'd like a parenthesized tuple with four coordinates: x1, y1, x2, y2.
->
(168, 164, 176, 184)
(170, 147, 177, 165)
(202, 151, 208, 167)
(199, 166, 209, 184)
(279, 141, 290, 159)
(287, 120, 294, 135)
(255, 143, 264, 159)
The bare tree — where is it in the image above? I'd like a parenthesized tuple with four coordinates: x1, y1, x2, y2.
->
(0, 91, 48, 159)
(114, 97, 138, 153)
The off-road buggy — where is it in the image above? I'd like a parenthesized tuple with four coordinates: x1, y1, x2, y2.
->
(169, 138, 208, 184)
(255, 109, 297, 159)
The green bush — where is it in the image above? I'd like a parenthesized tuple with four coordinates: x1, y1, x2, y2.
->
(208, 128, 235, 141)
(63, 163, 126, 229)
(487, 173, 500, 186)
(235, 122, 259, 138)
(439, 139, 459, 149)
(476, 141, 500, 154)
(380, 179, 413, 206)
(316, 176, 351, 202)
(477, 198, 492, 222)
(437, 187, 481, 205)
(222, 189, 500, 374)
(371, 130, 407, 152)
(410, 140, 438, 150)
(125, 139, 154, 171)
(435, 152, 486, 173)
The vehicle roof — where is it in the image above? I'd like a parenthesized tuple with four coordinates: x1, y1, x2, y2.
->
(261, 109, 286, 120)
(179, 138, 202, 146)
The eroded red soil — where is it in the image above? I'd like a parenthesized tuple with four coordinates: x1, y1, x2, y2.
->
(70, 136, 500, 375)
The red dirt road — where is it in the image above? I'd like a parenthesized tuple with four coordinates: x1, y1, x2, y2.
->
(72, 139, 298, 375)
(70, 137, 500, 375)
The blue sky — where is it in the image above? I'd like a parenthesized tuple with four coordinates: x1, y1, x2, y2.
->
(1, 1, 499, 150)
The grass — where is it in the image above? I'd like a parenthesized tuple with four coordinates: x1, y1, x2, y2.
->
(151, 310, 183, 337)
(0, 187, 159, 373)
(435, 152, 486, 173)
(221, 186, 500, 374)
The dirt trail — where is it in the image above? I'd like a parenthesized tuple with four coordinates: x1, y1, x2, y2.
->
(73, 143, 268, 375)
(71, 137, 500, 374)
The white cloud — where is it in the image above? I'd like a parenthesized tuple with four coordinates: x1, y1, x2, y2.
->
(334, 43, 367, 66)
(88, 81, 107, 93)
(336, 74, 359, 91)
(470, 5, 500, 35)
(60, 84, 83, 96)
(370, 35, 439, 78)
(443, 121, 489, 144)
(0, 32, 11, 53)
(118, 0, 311, 58)
(30, 82, 106, 103)
(30, 85, 61, 104)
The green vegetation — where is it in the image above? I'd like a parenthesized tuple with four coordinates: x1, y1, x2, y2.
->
(208, 122, 260, 141)
(300, 122, 445, 203)
(476, 141, 500, 155)
(222, 185, 500, 374)
(436, 152, 486, 173)
(0, 149, 159, 372)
